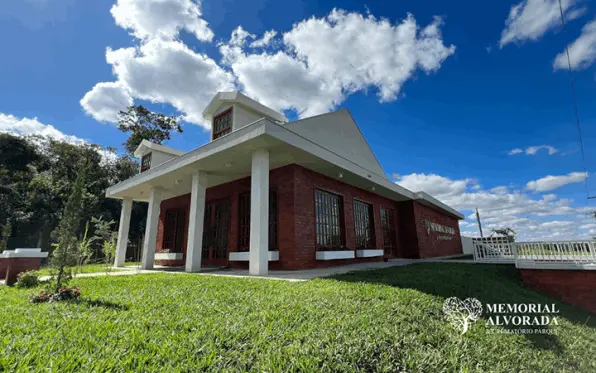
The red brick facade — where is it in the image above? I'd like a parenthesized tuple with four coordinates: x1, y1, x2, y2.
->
(520, 269, 596, 313)
(154, 164, 463, 270)
(0, 257, 43, 286)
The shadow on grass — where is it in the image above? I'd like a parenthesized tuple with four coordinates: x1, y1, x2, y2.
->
(329, 262, 595, 353)
(77, 298, 129, 311)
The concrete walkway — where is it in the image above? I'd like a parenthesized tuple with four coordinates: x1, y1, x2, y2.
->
(36, 259, 417, 282)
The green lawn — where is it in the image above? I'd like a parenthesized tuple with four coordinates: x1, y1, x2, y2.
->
(36, 262, 141, 276)
(1, 263, 594, 372)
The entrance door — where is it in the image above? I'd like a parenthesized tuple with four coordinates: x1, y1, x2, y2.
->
(201, 199, 230, 267)
(163, 208, 186, 254)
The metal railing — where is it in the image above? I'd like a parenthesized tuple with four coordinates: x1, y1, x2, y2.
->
(514, 240, 596, 269)
(472, 237, 515, 263)
(472, 237, 596, 269)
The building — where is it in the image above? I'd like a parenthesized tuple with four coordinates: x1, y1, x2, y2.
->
(107, 92, 464, 275)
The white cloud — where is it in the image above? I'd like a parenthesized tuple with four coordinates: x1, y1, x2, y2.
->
(0, 113, 117, 163)
(396, 172, 593, 240)
(80, 82, 132, 123)
(500, 0, 585, 48)
(221, 10, 455, 118)
(526, 172, 588, 192)
(553, 19, 596, 70)
(104, 39, 236, 128)
(110, 0, 213, 41)
(526, 145, 558, 155)
(250, 30, 278, 48)
(83, 5, 454, 127)
(0, 113, 85, 144)
(509, 145, 558, 155)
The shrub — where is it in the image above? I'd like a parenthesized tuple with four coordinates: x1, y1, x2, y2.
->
(15, 270, 40, 288)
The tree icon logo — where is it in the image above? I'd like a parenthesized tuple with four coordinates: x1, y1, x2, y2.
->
(442, 297, 483, 334)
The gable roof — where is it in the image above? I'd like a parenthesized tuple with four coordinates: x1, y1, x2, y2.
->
(202, 92, 288, 123)
(283, 109, 387, 179)
(133, 139, 184, 158)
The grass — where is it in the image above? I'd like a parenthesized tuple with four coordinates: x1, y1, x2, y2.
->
(36, 262, 141, 276)
(1, 263, 594, 372)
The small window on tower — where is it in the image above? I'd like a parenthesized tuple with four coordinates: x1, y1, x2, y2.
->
(213, 108, 233, 140)
(141, 152, 152, 172)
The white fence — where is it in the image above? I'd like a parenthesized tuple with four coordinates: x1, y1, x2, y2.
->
(472, 237, 515, 263)
(472, 237, 596, 270)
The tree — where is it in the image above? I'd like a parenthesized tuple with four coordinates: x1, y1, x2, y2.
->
(118, 105, 182, 155)
(50, 167, 87, 290)
(490, 228, 516, 241)
(0, 222, 11, 253)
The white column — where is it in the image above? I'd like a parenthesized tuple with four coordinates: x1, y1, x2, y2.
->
(114, 197, 132, 267)
(141, 187, 162, 270)
(185, 171, 207, 273)
(249, 149, 269, 276)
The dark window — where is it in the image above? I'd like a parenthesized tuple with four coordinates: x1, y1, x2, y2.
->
(141, 152, 152, 172)
(238, 191, 278, 251)
(202, 199, 230, 261)
(162, 208, 186, 253)
(315, 190, 344, 250)
(354, 200, 375, 249)
(380, 207, 397, 255)
(238, 194, 250, 250)
(212, 108, 233, 140)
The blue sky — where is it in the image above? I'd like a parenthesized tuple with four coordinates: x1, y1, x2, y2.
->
(1, 0, 596, 240)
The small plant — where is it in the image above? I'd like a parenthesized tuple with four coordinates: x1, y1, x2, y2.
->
(92, 217, 117, 274)
(15, 270, 40, 288)
(75, 221, 95, 276)
(29, 286, 81, 303)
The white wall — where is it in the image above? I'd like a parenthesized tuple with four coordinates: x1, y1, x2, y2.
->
(461, 236, 474, 255)
(232, 104, 265, 131)
(283, 109, 386, 178)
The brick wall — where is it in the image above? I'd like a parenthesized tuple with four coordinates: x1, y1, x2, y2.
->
(292, 166, 399, 269)
(155, 163, 462, 270)
(2, 257, 42, 286)
(520, 269, 596, 313)
(408, 201, 462, 258)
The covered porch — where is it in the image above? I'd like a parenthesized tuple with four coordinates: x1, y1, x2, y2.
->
(106, 120, 428, 275)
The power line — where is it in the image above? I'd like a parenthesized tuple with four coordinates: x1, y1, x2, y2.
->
(558, 0, 592, 202)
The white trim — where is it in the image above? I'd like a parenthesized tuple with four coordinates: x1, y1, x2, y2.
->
(203, 92, 288, 123)
(356, 249, 384, 258)
(133, 140, 184, 158)
(316, 250, 355, 260)
(106, 117, 463, 220)
(2, 249, 48, 258)
(105, 120, 268, 197)
(229, 251, 279, 261)
(516, 261, 596, 270)
(155, 252, 184, 260)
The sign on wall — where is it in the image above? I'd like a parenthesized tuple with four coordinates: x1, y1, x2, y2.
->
(425, 219, 456, 240)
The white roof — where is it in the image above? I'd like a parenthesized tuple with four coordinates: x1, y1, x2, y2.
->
(202, 92, 288, 123)
(107, 117, 464, 219)
(133, 139, 184, 158)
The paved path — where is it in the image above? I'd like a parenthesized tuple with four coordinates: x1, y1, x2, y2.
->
(34, 256, 475, 283)
(37, 259, 418, 282)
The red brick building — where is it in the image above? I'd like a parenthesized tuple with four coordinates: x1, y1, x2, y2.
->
(107, 92, 464, 274)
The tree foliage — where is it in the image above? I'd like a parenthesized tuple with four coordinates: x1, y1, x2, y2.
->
(118, 105, 182, 155)
(0, 133, 145, 254)
(51, 167, 87, 290)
